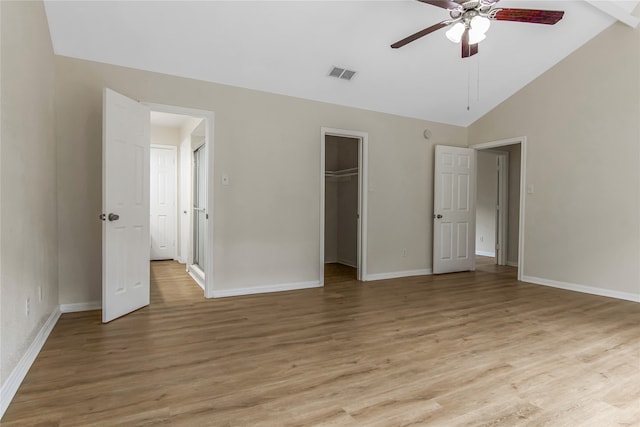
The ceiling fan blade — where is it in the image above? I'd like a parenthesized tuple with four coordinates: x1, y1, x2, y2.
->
(490, 8, 564, 25)
(391, 21, 451, 49)
(470, 43, 478, 57)
(461, 28, 478, 58)
(417, 0, 462, 11)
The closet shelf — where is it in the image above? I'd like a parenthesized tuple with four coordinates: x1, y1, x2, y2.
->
(325, 167, 358, 178)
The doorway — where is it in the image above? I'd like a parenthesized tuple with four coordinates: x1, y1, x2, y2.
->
(471, 137, 526, 281)
(320, 127, 368, 284)
(103, 89, 215, 323)
(475, 149, 509, 264)
(147, 106, 214, 297)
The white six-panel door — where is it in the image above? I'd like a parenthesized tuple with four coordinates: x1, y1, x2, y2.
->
(433, 145, 476, 274)
(102, 88, 150, 323)
(150, 145, 177, 261)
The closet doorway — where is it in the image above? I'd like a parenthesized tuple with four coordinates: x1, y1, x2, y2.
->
(320, 127, 368, 284)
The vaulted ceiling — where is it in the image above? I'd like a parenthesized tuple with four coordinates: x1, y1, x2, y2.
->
(44, 1, 638, 127)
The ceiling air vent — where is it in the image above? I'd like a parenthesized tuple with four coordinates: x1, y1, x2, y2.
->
(329, 66, 357, 81)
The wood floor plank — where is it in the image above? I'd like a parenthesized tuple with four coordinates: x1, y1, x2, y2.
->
(2, 259, 639, 426)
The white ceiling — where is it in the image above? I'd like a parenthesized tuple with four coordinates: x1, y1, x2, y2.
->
(44, 1, 637, 127)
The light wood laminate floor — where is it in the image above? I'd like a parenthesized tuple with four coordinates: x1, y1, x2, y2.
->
(2, 261, 639, 426)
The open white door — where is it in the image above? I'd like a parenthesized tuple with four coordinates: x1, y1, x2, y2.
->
(102, 88, 150, 323)
(433, 145, 476, 274)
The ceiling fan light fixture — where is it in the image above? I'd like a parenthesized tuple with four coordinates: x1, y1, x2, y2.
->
(468, 29, 487, 44)
(445, 22, 465, 43)
(471, 15, 491, 34)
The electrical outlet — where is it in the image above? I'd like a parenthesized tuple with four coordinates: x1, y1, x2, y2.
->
(480, 236, 484, 242)
(402, 248, 407, 258)
(26, 297, 30, 317)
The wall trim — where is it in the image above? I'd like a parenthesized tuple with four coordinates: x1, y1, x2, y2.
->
(0, 306, 61, 420)
(475, 250, 495, 257)
(212, 280, 322, 298)
(366, 269, 432, 281)
(59, 301, 101, 313)
(337, 259, 357, 268)
(187, 264, 205, 292)
(521, 275, 640, 303)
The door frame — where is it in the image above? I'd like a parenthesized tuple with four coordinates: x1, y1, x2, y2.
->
(320, 127, 368, 283)
(150, 144, 178, 261)
(145, 102, 215, 298)
(189, 139, 207, 287)
(470, 136, 526, 281)
(496, 151, 509, 266)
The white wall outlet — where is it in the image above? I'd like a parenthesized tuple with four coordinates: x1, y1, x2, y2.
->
(402, 248, 407, 257)
(480, 236, 484, 242)
(527, 185, 534, 194)
(26, 297, 30, 317)
(222, 174, 230, 185)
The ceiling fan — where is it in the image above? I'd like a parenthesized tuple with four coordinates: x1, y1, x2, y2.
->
(391, 0, 565, 58)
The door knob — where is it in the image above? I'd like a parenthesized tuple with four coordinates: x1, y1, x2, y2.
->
(108, 213, 120, 221)
(433, 214, 443, 219)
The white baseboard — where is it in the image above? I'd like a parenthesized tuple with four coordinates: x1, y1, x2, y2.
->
(507, 260, 518, 268)
(475, 251, 495, 257)
(324, 257, 338, 264)
(186, 264, 205, 290)
(366, 269, 432, 281)
(521, 275, 640, 303)
(59, 301, 101, 313)
(1, 306, 61, 420)
(188, 271, 205, 291)
(212, 280, 322, 298)
(337, 259, 357, 268)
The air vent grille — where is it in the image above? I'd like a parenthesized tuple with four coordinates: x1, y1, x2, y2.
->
(328, 66, 357, 81)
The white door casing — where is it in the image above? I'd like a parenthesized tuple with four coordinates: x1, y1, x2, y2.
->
(102, 88, 150, 323)
(319, 127, 368, 283)
(496, 153, 509, 266)
(433, 145, 476, 274)
(150, 145, 177, 261)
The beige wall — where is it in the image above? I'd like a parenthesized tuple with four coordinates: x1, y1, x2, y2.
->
(476, 150, 498, 256)
(55, 56, 467, 302)
(151, 124, 180, 147)
(469, 19, 640, 298)
(1, 1, 58, 385)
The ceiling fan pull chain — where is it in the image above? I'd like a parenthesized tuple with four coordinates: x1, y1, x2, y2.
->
(477, 58, 481, 102)
(467, 60, 471, 111)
